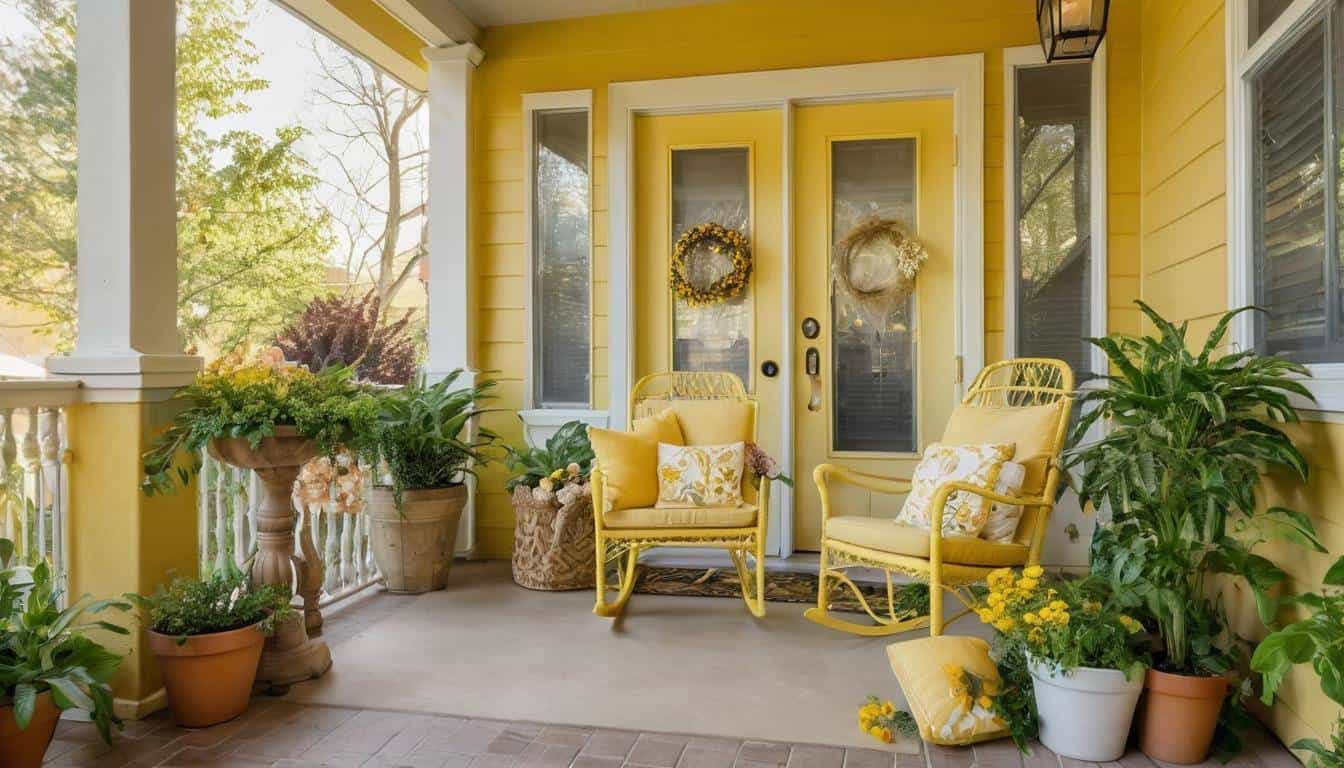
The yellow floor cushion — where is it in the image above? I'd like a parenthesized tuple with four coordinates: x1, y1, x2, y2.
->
(824, 516, 1028, 566)
(605, 502, 757, 529)
(886, 636, 1009, 746)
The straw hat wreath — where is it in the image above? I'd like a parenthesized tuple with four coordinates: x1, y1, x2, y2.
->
(833, 217, 929, 323)
(670, 222, 752, 306)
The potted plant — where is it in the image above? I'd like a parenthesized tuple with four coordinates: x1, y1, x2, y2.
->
(0, 539, 129, 768)
(1069, 302, 1322, 764)
(141, 348, 376, 686)
(976, 566, 1148, 761)
(357, 370, 496, 594)
(1251, 554, 1344, 768)
(504, 420, 596, 590)
(127, 572, 292, 728)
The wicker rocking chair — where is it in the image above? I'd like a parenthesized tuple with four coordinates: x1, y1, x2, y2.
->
(591, 371, 771, 618)
(805, 358, 1074, 637)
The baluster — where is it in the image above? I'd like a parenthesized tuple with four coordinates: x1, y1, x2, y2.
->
(37, 408, 59, 566)
(233, 466, 249, 571)
(54, 409, 69, 597)
(0, 408, 14, 542)
(295, 499, 324, 634)
(198, 451, 211, 575)
(247, 471, 260, 558)
(363, 507, 375, 578)
(339, 511, 354, 588)
(214, 458, 228, 575)
(322, 505, 339, 593)
(19, 408, 39, 565)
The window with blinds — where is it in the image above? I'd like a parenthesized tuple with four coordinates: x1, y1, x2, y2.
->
(1251, 11, 1341, 363)
(531, 110, 592, 407)
(1012, 61, 1094, 382)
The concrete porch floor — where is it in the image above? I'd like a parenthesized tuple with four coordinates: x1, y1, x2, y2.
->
(41, 561, 1303, 768)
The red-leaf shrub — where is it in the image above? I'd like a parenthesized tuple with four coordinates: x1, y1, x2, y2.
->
(275, 291, 418, 385)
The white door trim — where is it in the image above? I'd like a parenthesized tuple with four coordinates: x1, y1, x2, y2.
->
(607, 54, 986, 557)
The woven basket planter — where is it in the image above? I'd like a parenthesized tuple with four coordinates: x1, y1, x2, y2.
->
(510, 485, 596, 590)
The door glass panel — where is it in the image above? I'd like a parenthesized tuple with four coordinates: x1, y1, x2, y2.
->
(671, 147, 752, 387)
(831, 139, 917, 453)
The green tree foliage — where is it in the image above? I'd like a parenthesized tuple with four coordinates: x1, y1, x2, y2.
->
(0, 0, 332, 352)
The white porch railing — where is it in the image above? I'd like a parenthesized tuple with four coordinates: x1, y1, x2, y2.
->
(198, 451, 381, 607)
(0, 380, 80, 600)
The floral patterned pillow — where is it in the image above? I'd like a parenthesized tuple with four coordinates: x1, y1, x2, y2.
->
(895, 442, 1015, 537)
(656, 442, 745, 508)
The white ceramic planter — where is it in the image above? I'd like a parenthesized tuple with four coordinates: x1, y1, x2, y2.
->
(1028, 656, 1145, 762)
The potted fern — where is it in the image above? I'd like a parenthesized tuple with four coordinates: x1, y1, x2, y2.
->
(1069, 302, 1321, 764)
(0, 539, 129, 768)
(505, 420, 596, 590)
(358, 370, 497, 593)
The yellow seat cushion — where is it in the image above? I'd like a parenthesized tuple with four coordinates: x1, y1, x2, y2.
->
(633, 408, 685, 446)
(670, 400, 755, 445)
(940, 401, 1063, 496)
(886, 636, 1009, 746)
(588, 427, 659, 511)
(825, 516, 1028, 566)
(604, 502, 758, 529)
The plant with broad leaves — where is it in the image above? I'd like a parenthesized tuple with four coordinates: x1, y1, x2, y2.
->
(0, 538, 129, 742)
(503, 420, 594, 493)
(353, 370, 498, 509)
(1251, 555, 1344, 768)
(125, 571, 293, 643)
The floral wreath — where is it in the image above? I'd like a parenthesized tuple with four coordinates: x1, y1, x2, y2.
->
(834, 217, 928, 320)
(670, 222, 752, 306)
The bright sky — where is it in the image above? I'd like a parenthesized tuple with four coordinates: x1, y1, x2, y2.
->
(0, 0, 427, 283)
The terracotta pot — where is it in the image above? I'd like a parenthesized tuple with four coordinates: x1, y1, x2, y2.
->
(1138, 668, 1227, 764)
(147, 622, 265, 728)
(0, 691, 60, 768)
(369, 486, 466, 594)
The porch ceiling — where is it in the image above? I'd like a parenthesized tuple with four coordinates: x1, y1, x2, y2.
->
(446, 0, 723, 27)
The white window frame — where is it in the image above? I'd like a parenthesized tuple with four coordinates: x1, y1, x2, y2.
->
(520, 89, 605, 425)
(1002, 44, 1109, 378)
(1227, 0, 1344, 412)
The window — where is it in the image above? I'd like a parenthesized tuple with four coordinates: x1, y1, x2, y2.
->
(1233, 0, 1344, 372)
(1005, 48, 1102, 383)
(1252, 0, 1296, 43)
(528, 105, 592, 408)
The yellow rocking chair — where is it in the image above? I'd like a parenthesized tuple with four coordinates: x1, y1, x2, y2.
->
(591, 371, 771, 618)
(804, 358, 1074, 637)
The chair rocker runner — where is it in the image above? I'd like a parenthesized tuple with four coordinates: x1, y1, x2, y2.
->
(804, 358, 1074, 637)
(591, 371, 771, 618)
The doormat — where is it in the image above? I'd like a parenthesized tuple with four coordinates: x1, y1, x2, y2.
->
(631, 566, 930, 615)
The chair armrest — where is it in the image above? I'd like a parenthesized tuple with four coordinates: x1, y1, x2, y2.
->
(590, 466, 607, 533)
(925, 479, 1052, 557)
(813, 463, 913, 496)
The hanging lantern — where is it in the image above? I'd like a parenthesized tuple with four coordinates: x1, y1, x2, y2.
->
(1037, 0, 1111, 61)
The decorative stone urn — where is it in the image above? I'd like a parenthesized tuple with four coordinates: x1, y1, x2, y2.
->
(207, 426, 331, 690)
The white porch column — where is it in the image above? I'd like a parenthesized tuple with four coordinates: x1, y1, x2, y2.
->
(423, 42, 484, 556)
(46, 0, 201, 393)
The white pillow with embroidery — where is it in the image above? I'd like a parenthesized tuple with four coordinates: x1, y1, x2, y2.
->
(656, 442, 745, 508)
(982, 460, 1026, 543)
(895, 442, 1015, 537)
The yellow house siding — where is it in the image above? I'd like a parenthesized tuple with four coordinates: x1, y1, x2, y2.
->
(1137, 0, 1337, 750)
(1108, 1, 1143, 338)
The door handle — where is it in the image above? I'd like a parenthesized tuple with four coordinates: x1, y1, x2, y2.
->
(806, 347, 822, 412)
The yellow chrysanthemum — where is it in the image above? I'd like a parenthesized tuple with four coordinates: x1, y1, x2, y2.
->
(977, 608, 997, 623)
(993, 617, 1016, 632)
(1028, 627, 1046, 645)
(1049, 600, 1068, 612)
(986, 591, 1004, 607)
(1023, 564, 1044, 579)
(977, 695, 994, 709)
(1017, 577, 1039, 591)
(1022, 612, 1041, 625)
(1083, 600, 1102, 615)
(1038, 607, 1054, 621)
(1053, 611, 1070, 625)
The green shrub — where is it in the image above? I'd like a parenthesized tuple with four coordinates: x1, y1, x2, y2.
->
(504, 420, 594, 492)
(127, 572, 292, 641)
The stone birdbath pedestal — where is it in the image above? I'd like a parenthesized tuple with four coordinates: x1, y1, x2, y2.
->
(208, 426, 331, 691)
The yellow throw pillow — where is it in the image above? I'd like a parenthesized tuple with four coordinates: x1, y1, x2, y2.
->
(633, 408, 685, 446)
(886, 636, 1009, 746)
(895, 442, 1014, 537)
(671, 400, 754, 445)
(941, 402, 1062, 496)
(656, 442, 745, 509)
(587, 427, 658, 511)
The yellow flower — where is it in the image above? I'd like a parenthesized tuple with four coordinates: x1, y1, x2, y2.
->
(1038, 606, 1054, 621)
(1054, 611, 1070, 625)
(986, 591, 1004, 607)
(1022, 612, 1041, 626)
(880, 728, 893, 744)
(993, 617, 1016, 632)
(868, 725, 884, 740)
(1017, 577, 1039, 591)
(1119, 615, 1143, 633)
(882, 701, 895, 715)
(1083, 600, 1102, 615)
(1023, 564, 1044, 579)
(977, 608, 996, 623)
(977, 695, 994, 709)
(1028, 627, 1046, 645)
(550, 469, 565, 480)
(1049, 600, 1068, 612)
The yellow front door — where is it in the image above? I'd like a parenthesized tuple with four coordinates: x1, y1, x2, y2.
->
(792, 99, 957, 551)
(633, 110, 784, 542)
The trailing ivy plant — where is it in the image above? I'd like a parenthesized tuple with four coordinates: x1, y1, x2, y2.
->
(0, 538, 130, 743)
(1067, 301, 1322, 754)
(1251, 554, 1344, 768)
(504, 420, 594, 493)
(125, 571, 293, 643)
(356, 370, 498, 508)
